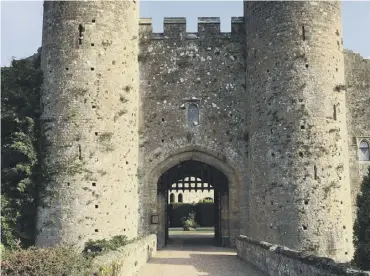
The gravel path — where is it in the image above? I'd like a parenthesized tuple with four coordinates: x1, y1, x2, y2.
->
(138, 234, 266, 276)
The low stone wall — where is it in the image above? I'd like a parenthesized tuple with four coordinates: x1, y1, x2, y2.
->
(91, 234, 156, 276)
(236, 235, 370, 276)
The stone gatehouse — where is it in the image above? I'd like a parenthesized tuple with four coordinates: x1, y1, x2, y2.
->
(36, 1, 370, 264)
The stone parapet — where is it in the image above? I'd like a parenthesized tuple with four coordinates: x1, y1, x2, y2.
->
(91, 234, 157, 276)
(236, 235, 370, 276)
(139, 17, 244, 41)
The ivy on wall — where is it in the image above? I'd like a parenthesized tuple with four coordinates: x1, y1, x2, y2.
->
(353, 167, 370, 270)
(1, 52, 42, 248)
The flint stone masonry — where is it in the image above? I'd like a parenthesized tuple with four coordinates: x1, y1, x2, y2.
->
(244, 1, 353, 262)
(36, 1, 369, 267)
(236, 235, 370, 276)
(91, 234, 157, 276)
(37, 1, 140, 248)
(344, 50, 370, 221)
(137, 17, 248, 247)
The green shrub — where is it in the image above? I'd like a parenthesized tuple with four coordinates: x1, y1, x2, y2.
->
(1, 245, 92, 276)
(1, 53, 42, 248)
(181, 211, 198, 230)
(198, 197, 213, 203)
(1, 235, 133, 275)
(83, 235, 129, 257)
(353, 167, 370, 270)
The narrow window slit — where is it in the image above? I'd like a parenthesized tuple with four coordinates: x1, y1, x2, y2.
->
(302, 25, 306, 41)
(333, 105, 337, 120)
(188, 103, 200, 126)
(78, 24, 84, 45)
(314, 165, 317, 180)
(78, 144, 82, 160)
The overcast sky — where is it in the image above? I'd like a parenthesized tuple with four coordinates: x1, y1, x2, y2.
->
(1, 1, 370, 66)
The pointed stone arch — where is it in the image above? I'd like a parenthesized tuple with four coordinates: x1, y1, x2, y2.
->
(143, 148, 244, 248)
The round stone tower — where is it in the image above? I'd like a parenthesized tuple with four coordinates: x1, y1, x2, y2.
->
(244, 1, 353, 262)
(36, 1, 140, 247)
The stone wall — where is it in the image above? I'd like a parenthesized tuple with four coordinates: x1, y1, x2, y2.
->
(36, 1, 140, 248)
(236, 235, 370, 276)
(91, 234, 156, 276)
(137, 17, 249, 246)
(36, 1, 370, 258)
(344, 50, 370, 221)
(244, 1, 353, 262)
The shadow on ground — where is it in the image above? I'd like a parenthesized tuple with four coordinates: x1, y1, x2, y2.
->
(167, 235, 217, 249)
(138, 234, 266, 276)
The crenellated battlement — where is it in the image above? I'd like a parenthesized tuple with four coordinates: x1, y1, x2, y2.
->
(139, 17, 244, 40)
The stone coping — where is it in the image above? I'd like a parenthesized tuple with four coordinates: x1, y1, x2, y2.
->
(236, 235, 370, 276)
(91, 234, 157, 276)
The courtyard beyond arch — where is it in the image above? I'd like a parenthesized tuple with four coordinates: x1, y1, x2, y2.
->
(145, 148, 244, 248)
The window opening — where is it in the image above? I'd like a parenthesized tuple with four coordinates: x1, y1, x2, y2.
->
(78, 24, 84, 45)
(178, 193, 183, 203)
(359, 140, 370, 161)
(187, 103, 199, 126)
(170, 193, 175, 203)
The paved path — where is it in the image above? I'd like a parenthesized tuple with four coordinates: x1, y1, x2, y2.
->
(138, 233, 266, 276)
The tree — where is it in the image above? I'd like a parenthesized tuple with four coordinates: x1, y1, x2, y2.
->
(1, 52, 42, 248)
(353, 167, 370, 270)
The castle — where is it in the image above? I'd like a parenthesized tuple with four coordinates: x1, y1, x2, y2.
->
(36, 1, 370, 263)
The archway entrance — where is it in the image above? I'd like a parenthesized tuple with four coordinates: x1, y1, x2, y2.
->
(157, 160, 229, 247)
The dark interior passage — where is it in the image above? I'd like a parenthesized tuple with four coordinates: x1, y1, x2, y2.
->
(157, 160, 229, 247)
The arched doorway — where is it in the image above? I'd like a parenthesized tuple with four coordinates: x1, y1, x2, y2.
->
(157, 160, 229, 247)
(145, 149, 243, 249)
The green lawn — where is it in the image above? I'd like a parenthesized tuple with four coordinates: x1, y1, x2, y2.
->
(169, 227, 214, 233)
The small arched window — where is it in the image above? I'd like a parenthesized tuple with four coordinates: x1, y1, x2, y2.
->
(359, 140, 370, 161)
(188, 103, 199, 126)
(178, 193, 183, 203)
(170, 193, 175, 203)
